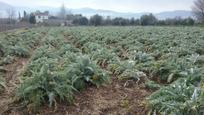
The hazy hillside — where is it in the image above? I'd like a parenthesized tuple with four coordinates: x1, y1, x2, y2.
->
(0, 1, 193, 19)
(70, 8, 147, 18)
(156, 10, 193, 19)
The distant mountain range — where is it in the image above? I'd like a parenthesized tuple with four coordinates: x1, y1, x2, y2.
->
(0, 1, 193, 19)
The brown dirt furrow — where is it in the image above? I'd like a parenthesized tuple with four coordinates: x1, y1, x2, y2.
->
(0, 58, 29, 114)
(34, 78, 150, 115)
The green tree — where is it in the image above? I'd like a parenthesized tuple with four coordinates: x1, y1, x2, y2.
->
(184, 17, 195, 25)
(130, 17, 135, 25)
(90, 14, 103, 26)
(79, 17, 88, 25)
(29, 13, 36, 24)
(104, 16, 112, 25)
(140, 13, 157, 26)
(73, 16, 88, 25)
(112, 17, 129, 26)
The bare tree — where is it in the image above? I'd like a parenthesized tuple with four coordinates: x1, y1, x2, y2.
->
(6, 7, 16, 24)
(58, 3, 66, 20)
(192, 0, 204, 22)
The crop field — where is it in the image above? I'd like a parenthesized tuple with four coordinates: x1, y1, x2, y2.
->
(0, 26, 204, 115)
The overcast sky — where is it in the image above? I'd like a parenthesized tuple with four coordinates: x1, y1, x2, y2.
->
(0, 0, 195, 13)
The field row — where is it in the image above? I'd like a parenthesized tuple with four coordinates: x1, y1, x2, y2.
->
(0, 26, 204, 114)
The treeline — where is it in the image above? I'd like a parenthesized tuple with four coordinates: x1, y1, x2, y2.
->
(70, 14, 195, 26)
(20, 11, 195, 26)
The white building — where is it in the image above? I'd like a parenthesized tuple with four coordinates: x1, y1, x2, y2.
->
(34, 11, 49, 23)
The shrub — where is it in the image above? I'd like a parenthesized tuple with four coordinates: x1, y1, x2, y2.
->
(146, 78, 204, 115)
(17, 36, 109, 110)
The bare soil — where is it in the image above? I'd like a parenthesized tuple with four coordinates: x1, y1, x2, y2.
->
(0, 62, 150, 115)
(0, 58, 29, 114)
(64, 79, 150, 115)
(4, 77, 150, 115)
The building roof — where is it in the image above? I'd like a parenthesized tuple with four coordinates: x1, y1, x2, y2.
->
(34, 11, 49, 16)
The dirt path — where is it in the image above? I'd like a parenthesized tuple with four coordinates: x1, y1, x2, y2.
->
(2, 73, 150, 115)
(5, 77, 150, 115)
(29, 77, 150, 115)
(68, 79, 150, 115)
(0, 58, 29, 114)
